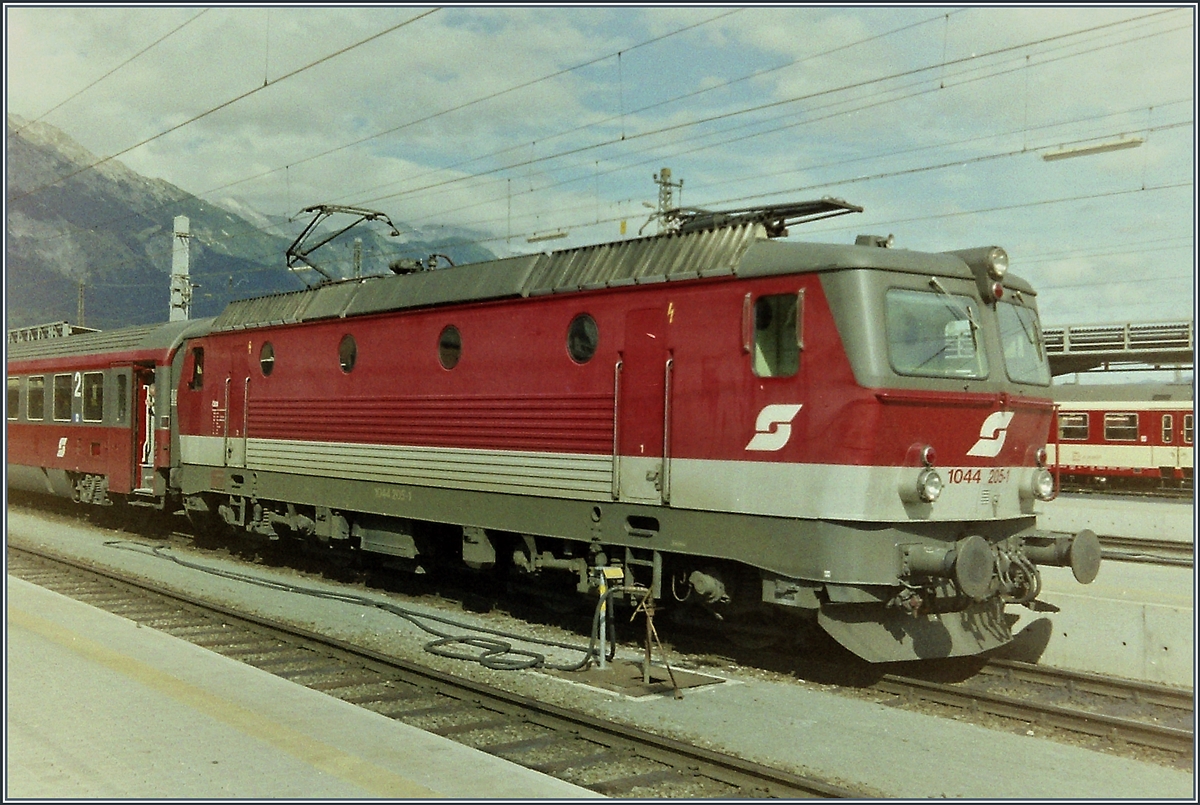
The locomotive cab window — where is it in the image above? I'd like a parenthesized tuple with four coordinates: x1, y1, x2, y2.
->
(7, 377, 17, 420)
(53, 374, 73, 421)
(1104, 412, 1138, 441)
(82, 372, 104, 422)
(752, 293, 801, 378)
(885, 288, 987, 379)
(27, 376, 45, 420)
(1162, 414, 1173, 444)
(1058, 412, 1089, 441)
(998, 301, 1050, 385)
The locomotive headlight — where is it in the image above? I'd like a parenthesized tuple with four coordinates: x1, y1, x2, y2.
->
(1032, 467, 1055, 501)
(916, 467, 943, 503)
(985, 246, 1008, 280)
(1020, 466, 1057, 502)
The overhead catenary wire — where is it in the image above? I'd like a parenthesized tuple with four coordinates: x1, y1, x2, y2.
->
(8, 7, 747, 250)
(14, 8, 1195, 314)
(9, 8, 212, 137)
(17, 6, 1176, 247)
(9, 7, 442, 204)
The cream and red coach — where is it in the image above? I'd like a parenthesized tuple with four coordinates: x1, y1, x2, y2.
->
(7, 204, 1102, 662)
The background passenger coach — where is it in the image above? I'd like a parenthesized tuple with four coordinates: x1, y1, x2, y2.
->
(7, 199, 1102, 664)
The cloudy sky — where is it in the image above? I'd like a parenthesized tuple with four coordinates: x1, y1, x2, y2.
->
(6, 5, 1196, 336)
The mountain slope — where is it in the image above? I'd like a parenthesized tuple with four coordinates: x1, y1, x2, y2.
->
(5, 115, 495, 331)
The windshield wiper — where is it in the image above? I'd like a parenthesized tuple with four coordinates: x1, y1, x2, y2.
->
(929, 277, 980, 351)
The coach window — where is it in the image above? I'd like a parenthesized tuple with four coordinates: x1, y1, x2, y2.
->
(53, 374, 73, 421)
(27, 376, 45, 420)
(82, 372, 104, 422)
(339, 334, 357, 373)
(189, 347, 204, 390)
(1058, 412, 1088, 440)
(1184, 414, 1193, 445)
(438, 325, 461, 370)
(116, 373, 128, 424)
(567, 314, 599, 363)
(260, 342, 275, 376)
(1162, 414, 1173, 444)
(7, 378, 18, 420)
(753, 294, 800, 378)
(1103, 412, 1138, 442)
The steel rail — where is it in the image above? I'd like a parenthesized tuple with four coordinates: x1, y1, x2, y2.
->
(876, 661, 1193, 756)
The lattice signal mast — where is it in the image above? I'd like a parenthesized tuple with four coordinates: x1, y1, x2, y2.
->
(653, 168, 683, 233)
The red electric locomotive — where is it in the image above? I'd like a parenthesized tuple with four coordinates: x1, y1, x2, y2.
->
(1049, 382, 1194, 492)
(7, 201, 1103, 663)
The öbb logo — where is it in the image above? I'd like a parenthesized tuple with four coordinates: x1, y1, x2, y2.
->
(745, 404, 803, 452)
(967, 411, 1015, 458)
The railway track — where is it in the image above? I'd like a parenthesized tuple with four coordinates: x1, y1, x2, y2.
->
(7, 544, 862, 799)
(1098, 535, 1193, 567)
(877, 659, 1193, 759)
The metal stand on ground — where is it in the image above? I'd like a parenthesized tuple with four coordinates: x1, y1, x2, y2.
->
(633, 589, 682, 699)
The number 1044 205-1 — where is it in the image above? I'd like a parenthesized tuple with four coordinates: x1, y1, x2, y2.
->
(946, 468, 1010, 484)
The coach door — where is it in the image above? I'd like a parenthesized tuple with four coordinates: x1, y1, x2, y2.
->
(617, 308, 673, 504)
(134, 369, 156, 492)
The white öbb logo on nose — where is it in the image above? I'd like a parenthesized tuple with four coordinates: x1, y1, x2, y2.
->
(967, 411, 1015, 458)
(746, 404, 803, 452)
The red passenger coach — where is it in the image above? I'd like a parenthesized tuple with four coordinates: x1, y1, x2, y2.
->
(7, 320, 209, 505)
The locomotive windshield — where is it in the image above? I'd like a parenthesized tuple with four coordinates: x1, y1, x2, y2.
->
(997, 301, 1051, 385)
(884, 288, 988, 379)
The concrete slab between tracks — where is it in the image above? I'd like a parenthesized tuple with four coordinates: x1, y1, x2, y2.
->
(1001, 563, 1195, 689)
(4, 578, 600, 800)
(1036, 494, 1195, 542)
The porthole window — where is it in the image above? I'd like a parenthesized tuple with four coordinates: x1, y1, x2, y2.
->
(567, 314, 599, 364)
(438, 325, 461, 369)
(260, 342, 275, 376)
(339, 334, 357, 373)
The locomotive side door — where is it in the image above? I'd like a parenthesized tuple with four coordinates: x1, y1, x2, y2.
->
(223, 374, 249, 468)
(223, 343, 251, 469)
(617, 307, 672, 503)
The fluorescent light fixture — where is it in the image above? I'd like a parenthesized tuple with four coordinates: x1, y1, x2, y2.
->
(1042, 138, 1144, 161)
(527, 230, 569, 243)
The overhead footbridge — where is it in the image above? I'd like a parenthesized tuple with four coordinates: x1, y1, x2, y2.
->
(1044, 320, 1194, 375)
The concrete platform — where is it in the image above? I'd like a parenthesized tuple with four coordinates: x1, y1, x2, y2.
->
(5, 577, 600, 799)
